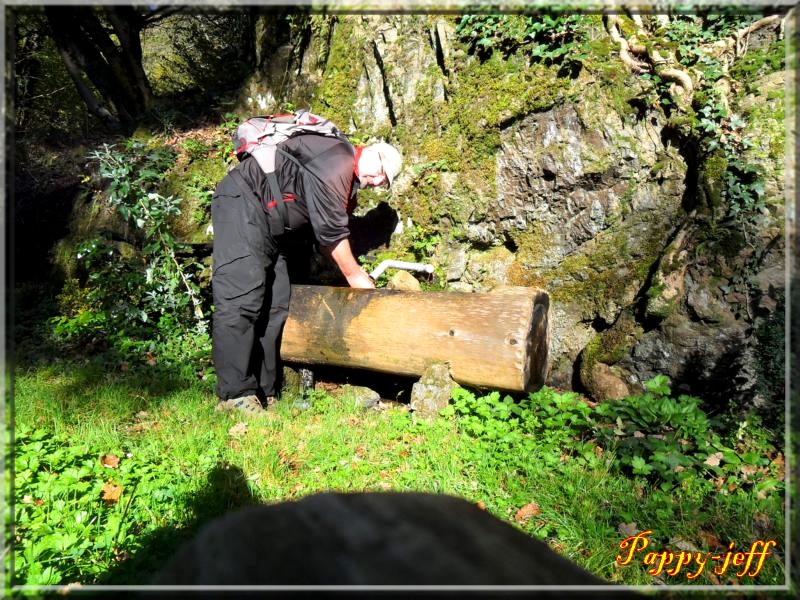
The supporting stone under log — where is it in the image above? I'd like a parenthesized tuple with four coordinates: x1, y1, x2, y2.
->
(280, 285, 551, 393)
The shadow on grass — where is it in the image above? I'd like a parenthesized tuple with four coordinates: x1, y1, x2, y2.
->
(97, 461, 259, 586)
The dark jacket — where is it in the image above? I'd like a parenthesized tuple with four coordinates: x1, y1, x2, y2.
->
(239, 134, 359, 247)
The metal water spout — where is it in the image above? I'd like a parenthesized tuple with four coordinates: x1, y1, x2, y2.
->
(369, 260, 435, 280)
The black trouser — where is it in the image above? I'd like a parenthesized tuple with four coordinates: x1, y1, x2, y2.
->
(211, 174, 290, 400)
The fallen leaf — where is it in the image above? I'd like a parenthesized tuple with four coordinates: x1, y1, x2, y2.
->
(476, 500, 486, 510)
(515, 502, 541, 522)
(101, 481, 122, 504)
(633, 431, 645, 438)
(399, 449, 410, 458)
(355, 445, 367, 458)
(772, 453, 785, 478)
(754, 512, 771, 534)
(618, 522, 638, 537)
(145, 351, 157, 366)
(670, 537, 699, 553)
(593, 446, 604, 457)
(740, 464, 758, 477)
(100, 453, 120, 469)
(704, 452, 723, 466)
(704, 571, 720, 585)
(57, 583, 83, 595)
(698, 530, 723, 549)
(228, 422, 248, 438)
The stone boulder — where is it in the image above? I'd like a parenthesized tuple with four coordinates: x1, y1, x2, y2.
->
(410, 362, 458, 419)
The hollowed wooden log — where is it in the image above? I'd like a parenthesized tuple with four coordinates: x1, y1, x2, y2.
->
(281, 285, 550, 392)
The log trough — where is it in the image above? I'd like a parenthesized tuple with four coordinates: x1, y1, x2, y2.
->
(280, 285, 551, 393)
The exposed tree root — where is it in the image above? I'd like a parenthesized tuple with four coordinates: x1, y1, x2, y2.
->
(604, 11, 786, 109)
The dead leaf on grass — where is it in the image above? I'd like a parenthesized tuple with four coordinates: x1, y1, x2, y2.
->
(704, 452, 723, 467)
(618, 522, 638, 537)
(514, 502, 541, 523)
(698, 530, 723, 550)
(753, 512, 771, 535)
(228, 422, 248, 438)
(670, 537, 699, 553)
(476, 500, 486, 510)
(101, 481, 122, 504)
(100, 453, 120, 469)
(740, 464, 758, 477)
(56, 583, 83, 595)
(772, 453, 785, 478)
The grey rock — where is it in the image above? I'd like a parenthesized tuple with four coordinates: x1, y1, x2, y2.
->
(410, 362, 458, 419)
(341, 384, 380, 410)
(446, 247, 468, 281)
(386, 270, 421, 291)
(586, 363, 630, 401)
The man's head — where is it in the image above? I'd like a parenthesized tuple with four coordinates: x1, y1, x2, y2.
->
(356, 142, 403, 188)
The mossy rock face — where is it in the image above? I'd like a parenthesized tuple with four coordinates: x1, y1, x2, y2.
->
(163, 153, 228, 243)
(578, 310, 642, 396)
(309, 17, 369, 134)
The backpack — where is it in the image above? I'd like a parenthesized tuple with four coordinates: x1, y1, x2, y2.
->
(230, 109, 346, 235)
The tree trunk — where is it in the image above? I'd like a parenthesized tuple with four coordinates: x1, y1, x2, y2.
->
(44, 6, 151, 133)
(281, 285, 551, 392)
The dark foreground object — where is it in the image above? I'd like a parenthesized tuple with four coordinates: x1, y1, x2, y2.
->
(152, 491, 610, 586)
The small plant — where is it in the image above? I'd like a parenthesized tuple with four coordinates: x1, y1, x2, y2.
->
(181, 138, 209, 161)
(455, 14, 589, 65)
(59, 141, 211, 368)
(406, 225, 441, 261)
(12, 426, 198, 585)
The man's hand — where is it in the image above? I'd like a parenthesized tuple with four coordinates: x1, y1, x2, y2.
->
(321, 238, 376, 289)
(345, 269, 375, 289)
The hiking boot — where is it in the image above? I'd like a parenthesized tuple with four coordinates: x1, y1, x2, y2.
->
(215, 394, 265, 415)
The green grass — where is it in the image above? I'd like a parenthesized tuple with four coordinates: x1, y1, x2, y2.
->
(9, 361, 788, 590)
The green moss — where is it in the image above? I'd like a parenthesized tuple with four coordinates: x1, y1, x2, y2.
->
(551, 212, 669, 313)
(579, 311, 642, 388)
(163, 153, 227, 242)
(310, 17, 365, 133)
(730, 38, 786, 84)
(699, 153, 729, 210)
